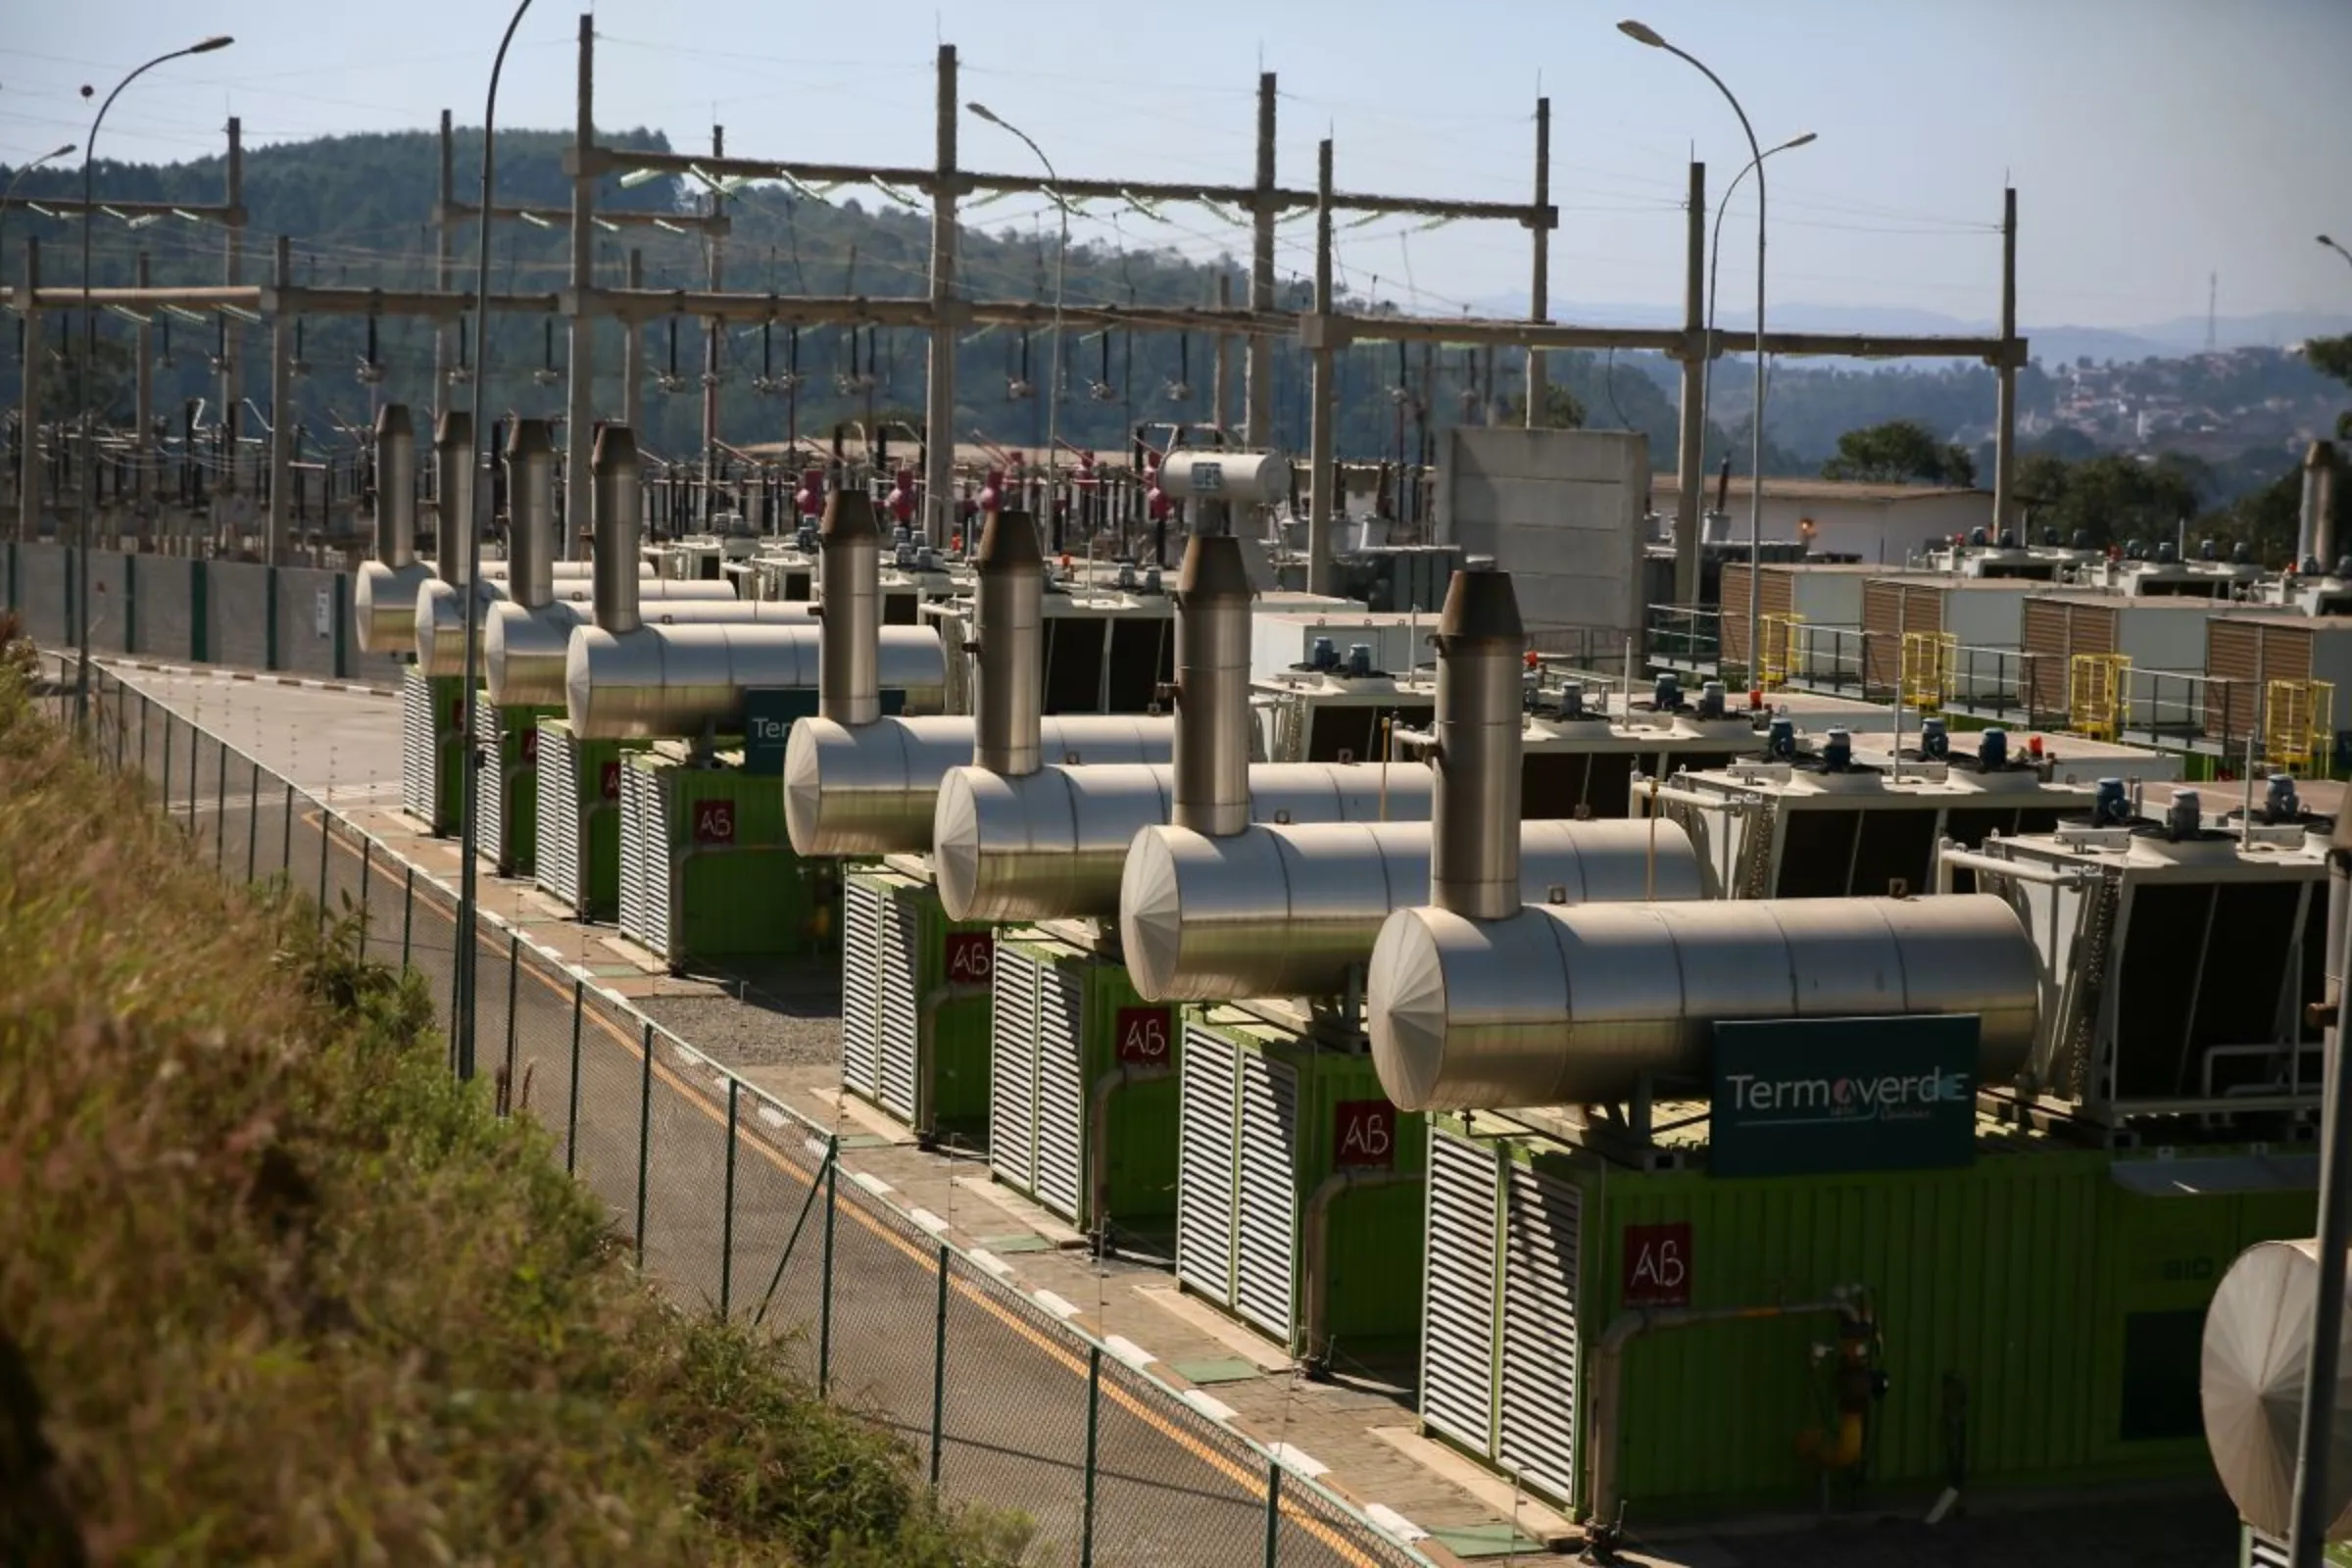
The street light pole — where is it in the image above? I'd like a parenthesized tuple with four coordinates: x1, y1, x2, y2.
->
(1, 142, 76, 275)
(1621, 18, 1769, 695)
(75, 37, 231, 733)
(968, 103, 1066, 549)
(1702, 132, 1814, 474)
(2321, 234, 2352, 273)
(453, 0, 537, 1082)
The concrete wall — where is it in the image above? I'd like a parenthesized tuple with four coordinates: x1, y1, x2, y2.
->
(1436, 427, 1648, 654)
(130, 557, 201, 662)
(13, 543, 68, 648)
(208, 563, 271, 670)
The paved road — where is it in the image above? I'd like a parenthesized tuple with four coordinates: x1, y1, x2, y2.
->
(97, 662, 1411, 1568)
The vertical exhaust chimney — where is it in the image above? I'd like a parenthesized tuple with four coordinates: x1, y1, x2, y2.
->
(505, 416, 557, 611)
(1431, 567, 1525, 919)
(432, 409, 475, 585)
(973, 509, 1044, 776)
(2306, 440, 2339, 569)
(819, 486, 883, 725)
(374, 403, 416, 568)
(1171, 531, 1255, 837)
(592, 424, 643, 634)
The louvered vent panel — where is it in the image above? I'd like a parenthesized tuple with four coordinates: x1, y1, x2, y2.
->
(533, 725, 580, 907)
(988, 948, 1040, 1192)
(400, 668, 436, 824)
(876, 891, 920, 1122)
(1421, 1129, 1500, 1453)
(1498, 1162, 1584, 1508)
(1233, 1052, 1299, 1341)
(1033, 961, 1086, 1221)
(616, 763, 670, 960)
(840, 880, 884, 1100)
(1175, 1025, 1237, 1308)
(474, 703, 504, 863)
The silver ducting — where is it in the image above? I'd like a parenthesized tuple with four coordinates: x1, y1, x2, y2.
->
(484, 595, 816, 707)
(1157, 448, 1294, 509)
(1122, 817, 1703, 1003)
(1367, 894, 2041, 1111)
(784, 713, 1173, 858)
(1172, 532, 1255, 836)
(933, 760, 1435, 925)
(974, 509, 1045, 775)
(356, 404, 432, 655)
(431, 410, 475, 586)
(594, 423, 643, 634)
(1432, 567, 1524, 920)
(2198, 1237, 2352, 1542)
(818, 488, 882, 725)
(2306, 439, 2340, 568)
(505, 416, 557, 611)
(416, 574, 735, 678)
(564, 621, 947, 741)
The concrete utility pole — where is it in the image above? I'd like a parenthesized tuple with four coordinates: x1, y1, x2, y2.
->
(1992, 186, 2018, 538)
(1306, 137, 1338, 595)
(622, 248, 643, 433)
(923, 43, 960, 550)
(1244, 73, 1276, 448)
(15, 239, 36, 543)
(564, 13, 595, 560)
(1524, 95, 1550, 429)
(221, 118, 244, 501)
(1212, 271, 1234, 434)
(1672, 160, 1706, 606)
(134, 250, 153, 530)
(434, 109, 457, 424)
(268, 234, 292, 564)
(701, 122, 724, 529)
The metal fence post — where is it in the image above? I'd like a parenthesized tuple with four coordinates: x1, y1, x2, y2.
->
(635, 1020, 654, 1269)
(1262, 1457, 1284, 1568)
(280, 781, 293, 880)
(214, 738, 226, 867)
(357, 839, 372, 959)
(402, 865, 416, 968)
(504, 929, 520, 1095)
(818, 1142, 838, 1398)
(719, 1081, 740, 1320)
(185, 718, 196, 832)
(316, 804, 329, 931)
(565, 980, 583, 1175)
(160, 720, 172, 825)
(930, 1242, 950, 1490)
(246, 759, 260, 882)
(1082, 1346, 1102, 1568)
(139, 691, 150, 779)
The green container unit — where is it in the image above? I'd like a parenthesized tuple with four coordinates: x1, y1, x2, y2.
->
(989, 928, 1181, 1236)
(1420, 1113, 2319, 1524)
(397, 668, 466, 835)
(1176, 1007, 1426, 1362)
(840, 867, 996, 1146)
(2242, 1527, 2352, 1565)
(617, 744, 835, 972)
(472, 702, 560, 876)
(532, 719, 646, 921)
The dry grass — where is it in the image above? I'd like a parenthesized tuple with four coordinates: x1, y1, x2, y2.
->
(0, 666, 1025, 1566)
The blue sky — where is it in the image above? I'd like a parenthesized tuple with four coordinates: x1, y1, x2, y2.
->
(5, 0, 2349, 332)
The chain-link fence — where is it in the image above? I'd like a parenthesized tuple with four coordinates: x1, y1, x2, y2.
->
(69, 662, 1437, 1568)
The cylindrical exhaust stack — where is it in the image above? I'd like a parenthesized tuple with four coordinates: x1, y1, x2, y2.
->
(973, 509, 1045, 776)
(2306, 440, 2340, 570)
(1431, 567, 1525, 921)
(504, 417, 557, 612)
(1171, 532, 1254, 837)
(2198, 1237, 2352, 1541)
(593, 424, 643, 635)
(818, 488, 883, 725)
(375, 403, 416, 568)
(432, 410, 474, 586)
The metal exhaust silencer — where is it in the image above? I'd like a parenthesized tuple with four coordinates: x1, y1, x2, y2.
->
(375, 403, 416, 568)
(818, 487, 883, 725)
(1171, 532, 1254, 836)
(431, 409, 474, 586)
(1431, 567, 1525, 920)
(504, 416, 557, 612)
(592, 424, 642, 635)
(973, 509, 1044, 776)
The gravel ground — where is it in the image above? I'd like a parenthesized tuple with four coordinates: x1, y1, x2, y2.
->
(636, 957, 842, 1071)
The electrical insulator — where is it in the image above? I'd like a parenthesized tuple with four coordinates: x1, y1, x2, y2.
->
(887, 466, 917, 524)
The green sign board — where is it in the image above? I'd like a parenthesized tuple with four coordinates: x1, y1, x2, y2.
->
(1708, 1014, 1980, 1179)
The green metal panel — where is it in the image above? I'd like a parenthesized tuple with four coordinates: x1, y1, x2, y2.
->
(332, 573, 349, 678)
(1431, 1112, 2319, 1522)
(264, 565, 279, 670)
(487, 705, 559, 875)
(641, 754, 834, 965)
(904, 875, 994, 1142)
(533, 719, 643, 920)
(1185, 1008, 1427, 1354)
(189, 560, 208, 662)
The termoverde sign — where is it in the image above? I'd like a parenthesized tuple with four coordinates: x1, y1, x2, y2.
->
(1708, 1014, 1980, 1178)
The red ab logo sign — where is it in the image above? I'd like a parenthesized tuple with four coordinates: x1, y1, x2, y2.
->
(1114, 1007, 1172, 1065)
(1334, 1101, 1396, 1170)
(599, 760, 621, 801)
(520, 726, 540, 765)
(945, 931, 995, 985)
(1621, 1221, 1692, 1308)
(692, 798, 736, 846)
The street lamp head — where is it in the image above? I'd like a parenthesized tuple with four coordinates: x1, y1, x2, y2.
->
(190, 35, 234, 54)
(1617, 19, 1667, 47)
(2322, 235, 2338, 248)
(966, 101, 1003, 125)
(47, 142, 78, 160)
(1784, 130, 1819, 150)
